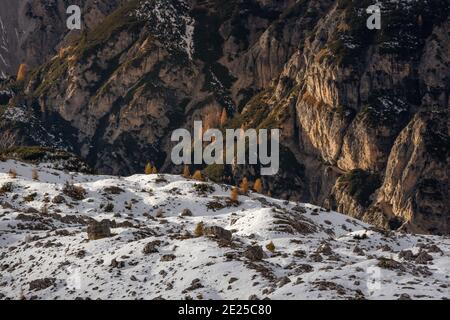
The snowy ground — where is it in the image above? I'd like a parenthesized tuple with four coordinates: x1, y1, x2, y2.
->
(0, 160, 449, 300)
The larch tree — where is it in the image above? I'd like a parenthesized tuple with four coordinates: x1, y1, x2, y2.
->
(182, 165, 191, 178)
(192, 170, 203, 181)
(145, 163, 152, 174)
(230, 187, 239, 202)
(194, 222, 204, 237)
(240, 177, 249, 194)
(16, 63, 28, 81)
(266, 241, 276, 253)
(220, 108, 228, 126)
(254, 178, 263, 193)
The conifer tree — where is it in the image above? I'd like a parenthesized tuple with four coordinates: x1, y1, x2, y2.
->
(254, 178, 263, 193)
(16, 64, 27, 81)
(240, 177, 249, 194)
(266, 241, 276, 253)
(194, 222, 204, 237)
(145, 163, 152, 174)
(220, 108, 228, 126)
(230, 187, 239, 202)
(182, 165, 191, 178)
(192, 170, 203, 181)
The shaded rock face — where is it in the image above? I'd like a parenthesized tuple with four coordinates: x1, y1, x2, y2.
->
(0, 0, 449, 234)
(373, 110, 450, 235)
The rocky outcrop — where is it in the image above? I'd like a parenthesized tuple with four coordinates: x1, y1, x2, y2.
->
(87, 220, 112, 240)
(204, 225, 232, 242)
(244, 245, 264, 261)
(374, 109, 449, 235)
(262, 0, 450, 233)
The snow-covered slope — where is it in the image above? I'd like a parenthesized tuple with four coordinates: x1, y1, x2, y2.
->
(0, 160, 449, 300)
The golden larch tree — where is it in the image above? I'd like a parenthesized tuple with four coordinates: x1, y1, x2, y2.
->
(16, 64, 28, 81)
(145, 163, 152, 174)
(254, 178, 263, 193)
(266, 241, 276, 253)
(182, 165, 191, 178)
(192, 170, 203, 181)
(240, 177, 249, 194)
(230, 187, 239, 202)
(194, 222, 204, 237)
(220, 108, 228, 126)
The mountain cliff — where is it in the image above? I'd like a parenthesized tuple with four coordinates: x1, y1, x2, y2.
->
(0, 0, 449, 234)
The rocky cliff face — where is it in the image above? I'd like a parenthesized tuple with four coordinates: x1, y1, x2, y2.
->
(373, 109, 449, 234)
(0, 0, 448, 234)
(0, 0, 121, 78)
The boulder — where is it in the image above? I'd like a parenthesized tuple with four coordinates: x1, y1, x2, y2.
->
(180, 208, 193, 217)
(29, 278, 55, 291)
(204, 226, 232, 242)
(244, 246, 264, 261)
(52, 195, 66, 204)
(87, 221, 112, 240)
(142, 240, 161, 255)
(415, 251, 433, 264)
(160, 254, 176, 262)
(316, 243, 333, 256)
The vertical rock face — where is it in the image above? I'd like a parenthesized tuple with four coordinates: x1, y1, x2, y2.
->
(0, 0, 449, 234)
(0, 0, 120, 77)
(0, 0, 31, 78)
(374, 109, 449, 235)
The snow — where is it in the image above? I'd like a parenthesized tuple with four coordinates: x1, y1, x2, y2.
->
(0, 88, 13, 96)
(1, 105, 29, 123)
(0, 160, 449, 300)
(133, 0, 195, 60)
